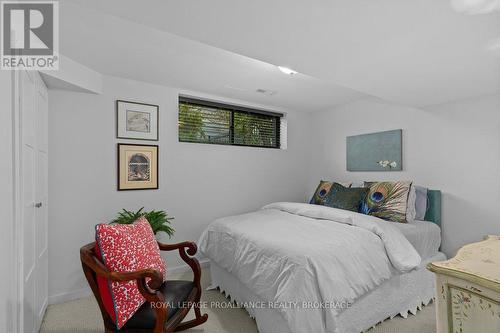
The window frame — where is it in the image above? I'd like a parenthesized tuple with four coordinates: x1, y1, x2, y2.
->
(178, 96, 283, 149)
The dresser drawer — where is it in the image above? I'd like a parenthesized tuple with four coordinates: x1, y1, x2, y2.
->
(447, 283, 500, 333)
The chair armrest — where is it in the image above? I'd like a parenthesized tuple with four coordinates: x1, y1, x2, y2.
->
(157, 241, 202, 290)
(157, 241, 197, 255)
(80, 246, 164, 299)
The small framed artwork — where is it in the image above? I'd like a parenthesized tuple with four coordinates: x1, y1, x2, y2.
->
(118, 144, 158, 190)
(116, 100, 159, 141)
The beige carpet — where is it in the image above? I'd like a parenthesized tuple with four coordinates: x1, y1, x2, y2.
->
(40, 269, 436, 333)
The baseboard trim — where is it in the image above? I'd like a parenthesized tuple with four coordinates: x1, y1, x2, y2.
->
(48, 287, 92, 305)
(48, 259, 211, 305)
(169, 258, 210, 275)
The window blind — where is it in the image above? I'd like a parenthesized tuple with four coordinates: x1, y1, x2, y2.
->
(178, 96, 282, 149)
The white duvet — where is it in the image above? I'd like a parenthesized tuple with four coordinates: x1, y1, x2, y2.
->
(198, 202, 421, 333)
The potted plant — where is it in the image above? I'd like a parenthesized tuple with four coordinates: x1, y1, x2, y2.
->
(111, 207, 174, 237)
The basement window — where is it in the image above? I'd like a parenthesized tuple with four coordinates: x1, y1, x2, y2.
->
(178, 96, 284, 149)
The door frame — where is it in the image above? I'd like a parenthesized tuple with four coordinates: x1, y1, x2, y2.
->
(12, 67, 22, 333)
(2, 61, 21, 333)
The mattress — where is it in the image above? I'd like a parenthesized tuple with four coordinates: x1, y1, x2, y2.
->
(391, 220, 441, 259)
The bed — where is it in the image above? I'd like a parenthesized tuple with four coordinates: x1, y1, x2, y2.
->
(198, 190, 445, 333)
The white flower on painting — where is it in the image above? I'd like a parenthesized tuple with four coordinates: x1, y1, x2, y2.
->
(378, 160, 398, 169)
(378, 160, 390, 168)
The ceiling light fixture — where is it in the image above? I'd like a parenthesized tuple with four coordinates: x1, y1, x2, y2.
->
(278, 66, 298, 75)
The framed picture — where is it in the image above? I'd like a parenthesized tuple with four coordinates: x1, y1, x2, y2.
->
(346, 129, 402, 171)
(117, 144, 158, 190)
(116, 100, 159, 141)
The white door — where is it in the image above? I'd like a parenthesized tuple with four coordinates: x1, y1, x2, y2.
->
(34, 71, 49, 333)
(20, 70, 48, 333)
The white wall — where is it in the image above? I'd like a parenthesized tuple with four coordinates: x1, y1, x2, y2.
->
(40, 54, 103, 94)
(0, 71, 14, 332)
(308, 95, 500, 257)
(48, 75, 311, 302)
(47, 71, 500, 303)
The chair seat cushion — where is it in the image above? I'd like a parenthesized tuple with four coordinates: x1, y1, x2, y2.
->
(95, 218, 166, 329)
(122, 280, 195, 330)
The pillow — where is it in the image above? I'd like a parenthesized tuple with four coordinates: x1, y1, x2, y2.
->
(361, 181, 412, 222)
(406, 185, 417, 221)
(406, 185, 428, 221)
(414, 186, 428, 220)
(95, 218, 166, 329)
(324, 183, 369, 212)
(310, 180, 352, 205)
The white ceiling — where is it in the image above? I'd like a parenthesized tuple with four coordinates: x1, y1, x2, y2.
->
(57, 2, 367, 113)
(61, 0, 500, 109)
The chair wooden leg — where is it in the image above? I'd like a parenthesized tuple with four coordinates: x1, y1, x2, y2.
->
(174, 291, 208, 332)
(174, 314, 208, 332)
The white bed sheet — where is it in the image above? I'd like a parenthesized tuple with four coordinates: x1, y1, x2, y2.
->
(391, 220, 441, 259)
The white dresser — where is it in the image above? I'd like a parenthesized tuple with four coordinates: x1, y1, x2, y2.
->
(428, 235, 500, 333)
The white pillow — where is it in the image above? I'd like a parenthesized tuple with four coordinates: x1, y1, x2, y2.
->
(406, 185, 428, 221)
(406, 185, 417, 221)
(414, 186, 428, 220)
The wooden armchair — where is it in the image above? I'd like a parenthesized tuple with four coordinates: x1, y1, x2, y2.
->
(80, 241, 208, 333)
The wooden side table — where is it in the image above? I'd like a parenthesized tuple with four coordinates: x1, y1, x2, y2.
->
(427, 235, 500, 333)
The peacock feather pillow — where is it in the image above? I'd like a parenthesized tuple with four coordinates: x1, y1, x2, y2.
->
(324, 183, 369, 212)
(310, 180, 352, 205)
(360, 181, 412, 222)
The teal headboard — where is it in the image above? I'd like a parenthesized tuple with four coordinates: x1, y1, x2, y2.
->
(424, 190, 442, 227)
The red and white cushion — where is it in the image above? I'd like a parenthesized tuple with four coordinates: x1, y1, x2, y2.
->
(95, 218, 166, 329)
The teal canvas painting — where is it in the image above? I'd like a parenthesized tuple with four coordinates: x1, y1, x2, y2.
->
(346, 129, 402, 171)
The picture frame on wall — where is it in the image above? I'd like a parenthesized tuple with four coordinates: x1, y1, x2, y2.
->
(117, 143, 159, 190)
(346, 129, 403, 172)
(116, 100, 159, 141)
